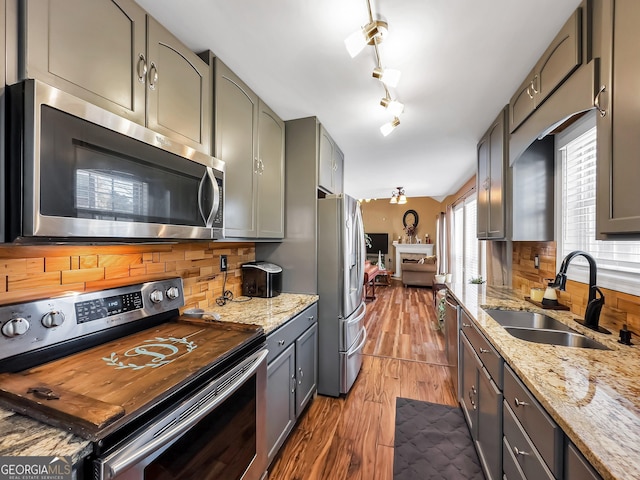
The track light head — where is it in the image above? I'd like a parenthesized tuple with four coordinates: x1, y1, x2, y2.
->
(380, 117, 400, 137)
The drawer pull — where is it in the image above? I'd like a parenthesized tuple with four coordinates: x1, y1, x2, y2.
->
(462, 323, 471, 328)
(278, 339, 285, 346)
(308, 316, 315, 321)
(514, 397, 529, 408)
(513, 446, 530, 457)
(479, 348, 491, 354)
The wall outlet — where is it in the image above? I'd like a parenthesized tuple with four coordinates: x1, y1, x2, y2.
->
(534, 254, 540, 269)
(220, 255, 228, 272)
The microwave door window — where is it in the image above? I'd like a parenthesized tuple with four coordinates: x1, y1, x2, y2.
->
(39, 105, 208, 228)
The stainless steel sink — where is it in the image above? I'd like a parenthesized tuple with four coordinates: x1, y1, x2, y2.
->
(483, 308, 610, 350)
(483, 309, 573, 332)
(503, 327, 610, 350)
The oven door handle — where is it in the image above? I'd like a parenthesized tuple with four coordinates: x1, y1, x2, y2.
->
(98, 348, 268, 480)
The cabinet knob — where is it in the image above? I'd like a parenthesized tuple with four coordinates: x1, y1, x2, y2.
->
(307, 316, 314, 321)
(594, 84, 607, 117)
(137, 53, 148, 83)
(479, 348, 491, 354)
(513, 446, 530, 457)
(462, 323, 471, 328)
(531, 74, 539, 94)
(514, 397, 529, 408)
(148, 62, 158, 90)
(278, 339, 285, 346)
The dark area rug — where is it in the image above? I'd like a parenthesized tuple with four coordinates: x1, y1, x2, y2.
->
(393, 397, 485, 480)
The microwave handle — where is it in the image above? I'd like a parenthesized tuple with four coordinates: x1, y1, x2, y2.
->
(197, 168, 220, 227)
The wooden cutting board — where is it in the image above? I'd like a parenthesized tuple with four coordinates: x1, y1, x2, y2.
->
(0, 318, 263, 440)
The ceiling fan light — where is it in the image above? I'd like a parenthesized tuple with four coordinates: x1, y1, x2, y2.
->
(380, 117, 400, 137)
(398, 194, 407, 204)
(389, 195, 398, 204)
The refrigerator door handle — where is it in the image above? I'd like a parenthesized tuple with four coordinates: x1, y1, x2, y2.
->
(346, 302, 367, 326)
(354, 202, 366, 299)
(347, 327, 367, 357)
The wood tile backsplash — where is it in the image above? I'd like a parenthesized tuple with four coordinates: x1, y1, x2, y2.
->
(512, 241, 640, 335)
(0, 242, 255, 310)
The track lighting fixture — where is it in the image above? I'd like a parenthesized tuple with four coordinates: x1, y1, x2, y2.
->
(380, 117, 400, 137)
(372, 66, 401, 88)
(346, 0, 404, 134)
(390, 186, 407, 204)
(345, 19, 388, 58)
(380, 93, 404, 116)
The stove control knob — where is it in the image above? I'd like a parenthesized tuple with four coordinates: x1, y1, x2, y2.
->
(166, 286, 180, 300)
(2, 318, 30, 338)
(41, 311, 65, 328)
(150, 289, 164, 304)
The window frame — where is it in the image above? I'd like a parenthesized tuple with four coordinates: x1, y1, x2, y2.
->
(555, 111, 640, 296)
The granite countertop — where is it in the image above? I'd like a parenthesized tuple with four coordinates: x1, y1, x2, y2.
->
(0, 292, 318, 465)
(448, 283, 640, 480)
(194, 293, 319, 334)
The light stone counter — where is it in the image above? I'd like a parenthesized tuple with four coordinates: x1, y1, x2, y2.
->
(195, 293, 319, 334)
(448, 283, 640, 480)
(0, 293, 318, 468)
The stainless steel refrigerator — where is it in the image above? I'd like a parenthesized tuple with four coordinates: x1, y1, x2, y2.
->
(317, 194, 367, 397)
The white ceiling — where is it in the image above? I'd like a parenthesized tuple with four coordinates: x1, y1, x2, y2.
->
(136, 0, 582, 201)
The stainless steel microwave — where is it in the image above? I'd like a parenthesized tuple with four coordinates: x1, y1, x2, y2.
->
(6, 80, 224, 242)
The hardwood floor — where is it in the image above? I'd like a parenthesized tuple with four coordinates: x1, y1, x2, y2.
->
(268, 280, 457, 480)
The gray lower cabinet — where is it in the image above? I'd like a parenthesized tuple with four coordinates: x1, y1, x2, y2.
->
(214, 59, 284, 239)
(459, 315, 503, 480)
(595, 0, 640, 237)
(503, 364, 563, 478)
(461, 315, 605, 480)
(20, 0, 211, 153)
(266, 304, 318, 463)
(565, 441, 603, 480)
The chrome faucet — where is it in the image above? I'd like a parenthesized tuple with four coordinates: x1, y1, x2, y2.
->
(551, 250, 608, 333)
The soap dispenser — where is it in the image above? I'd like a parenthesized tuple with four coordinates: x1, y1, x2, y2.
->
(542, 279, 559, 306)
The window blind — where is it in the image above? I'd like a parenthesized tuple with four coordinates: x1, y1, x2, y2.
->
(559, 117, 640, 285)
(451, 193, 481, 284)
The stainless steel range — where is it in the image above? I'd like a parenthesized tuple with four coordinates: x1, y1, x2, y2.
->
(0, 278, 267, 480)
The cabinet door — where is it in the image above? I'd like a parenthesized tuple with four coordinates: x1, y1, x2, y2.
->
(318, 125, 335, 193)
(266, 344, 296, 463)
(476, 134, 489, 239)
(332, 145, 344, 194)
(256, 101, 285, 238)
(459, 334, 478, 438)
(146, 16, 211, 153)
(476, 366, 503, 480)
(215, 60, 259, 238)
(487, 112, 506, 238)
(535, 8, 582, 106)
(295, 323, 318, 415)
(596, 0, 640, 236)
(509, 71, 536, 133)
(23, 0, 146, 124)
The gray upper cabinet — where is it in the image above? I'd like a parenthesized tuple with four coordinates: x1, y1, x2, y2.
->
(509, 8, 582, 133)
(145, 17, 211, 153)
(595, 0, 640, 237)
(256, 101, 285, 238)
(21, 0, 211, 153)
(214, 59, 284, 239)
(318, 124, 344, 194)
(477, 107, 507, 240)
